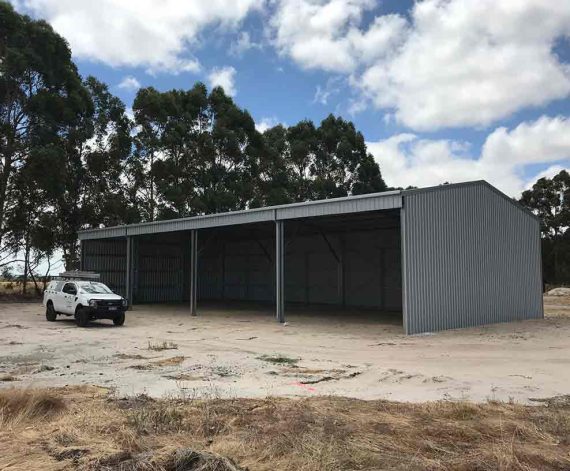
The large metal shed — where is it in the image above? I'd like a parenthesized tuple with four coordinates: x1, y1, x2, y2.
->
(78, 181, 543, 334)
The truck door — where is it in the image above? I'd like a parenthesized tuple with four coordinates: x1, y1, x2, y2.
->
(61, 283, 77, 314)
(50, 281, 64, 312)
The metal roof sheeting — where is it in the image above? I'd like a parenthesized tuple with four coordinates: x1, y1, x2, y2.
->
(78, 190, 403, 240)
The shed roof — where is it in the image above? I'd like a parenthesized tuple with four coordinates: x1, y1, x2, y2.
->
(78, 180, 534, 240)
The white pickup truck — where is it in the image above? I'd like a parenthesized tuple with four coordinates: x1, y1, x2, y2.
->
(43, 280, 127, 327)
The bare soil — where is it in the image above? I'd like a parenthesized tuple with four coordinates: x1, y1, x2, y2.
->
(1, 297, 570, 470)
(0, 296, 569, 403)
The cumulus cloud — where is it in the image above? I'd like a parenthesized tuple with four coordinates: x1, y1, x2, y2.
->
(208, 66, 237, 96)
(359, 0, 570, 130)
(117, 76, 141, 91)
(367, 116, 570, 196)
(270, 0, 570, 130)
(269, 0, 406, 72)
(12, 0, 262, 74)
(13, 0, 570, 132)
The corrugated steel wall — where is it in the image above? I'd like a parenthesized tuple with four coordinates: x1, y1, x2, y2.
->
(136, 236, 188, 303)
(82, 234, 189, 303)
(199, 238, 274, 302)
(198, 228, 402, 310)
(82, 238, 127, 296)
(402, 183, 543, 334)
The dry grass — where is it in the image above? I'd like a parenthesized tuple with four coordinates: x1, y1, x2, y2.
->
(130, 356, 186, 370)
(0, 281, 37, 293)
(0, 281, 43, 301)
(0, 386, 569, 470)
(115, 353, 149, 360)
(0, 387, 65, 427)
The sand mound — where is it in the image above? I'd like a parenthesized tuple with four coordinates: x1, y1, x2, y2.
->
(547, 287, 570, 296)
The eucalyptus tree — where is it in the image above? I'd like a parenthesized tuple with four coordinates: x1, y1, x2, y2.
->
(313, 114, 387, 198)
(252, 124, 295, 207)
(257, 114, 387, 204)
(520, 170, 570, 284)
(132, 83, 263, 219)
(0, 3, 89, 237)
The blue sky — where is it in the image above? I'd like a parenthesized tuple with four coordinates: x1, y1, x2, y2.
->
(10, 0, 570, 197)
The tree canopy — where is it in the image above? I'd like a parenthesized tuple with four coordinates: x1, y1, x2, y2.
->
(5, 1, 567, 294)
(520, 170, 570, 285)
(0, 3, 391, 284)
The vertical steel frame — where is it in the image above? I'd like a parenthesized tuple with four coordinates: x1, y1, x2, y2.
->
(400, 206, 409, 334)
(339, 234, 346, 307)
(189, 229, 198, 316)
(275, 220, 285, 323)
(125, 236, 134, 307)
(79, 240, 84, 271)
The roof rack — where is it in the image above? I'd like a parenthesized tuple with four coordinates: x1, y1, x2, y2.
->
(53, 271, 101, 281)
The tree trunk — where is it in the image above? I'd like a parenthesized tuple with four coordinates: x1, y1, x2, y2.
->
(0, 154, 13, 244)
(22, 234, 30, 295)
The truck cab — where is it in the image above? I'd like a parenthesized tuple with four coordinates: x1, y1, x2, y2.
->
(43, 273, 127, 327)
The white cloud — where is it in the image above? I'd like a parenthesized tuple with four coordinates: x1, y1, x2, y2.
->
(270, 0, 570, 130)
(117, 76, 141, 91)
(269, 0, 406, 73)
(367, 116, 570, 196)
(13, 0, 570, 132)
(359, 0, 570, 130)
(12, 0, 263, 74)
(208, 66, 237, 96)
(255, 117, 280, 133)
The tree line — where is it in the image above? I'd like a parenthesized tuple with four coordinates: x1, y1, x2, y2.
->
(0, 3, 387, 286)
(520, 170, 570, 287)
(1, 3, 568, 290)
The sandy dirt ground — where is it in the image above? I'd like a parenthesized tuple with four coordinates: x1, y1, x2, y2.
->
(1, 297, 569, 403)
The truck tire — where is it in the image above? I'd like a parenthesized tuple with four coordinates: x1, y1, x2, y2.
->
(75, 306, 90, 327)
(46, 302, 57, 322)
(113, 312, 125, 326)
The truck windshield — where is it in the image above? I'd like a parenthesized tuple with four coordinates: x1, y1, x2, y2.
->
(79, 282, 113, 294)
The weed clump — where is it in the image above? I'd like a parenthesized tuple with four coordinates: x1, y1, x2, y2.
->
(257, 354, 299, 365)
(0, 388, 65, 426)
(148, 341, 178, 351)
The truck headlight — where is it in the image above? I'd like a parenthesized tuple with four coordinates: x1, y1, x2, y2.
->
(122, 298, 128, 307)
(88, 299, 97, 307)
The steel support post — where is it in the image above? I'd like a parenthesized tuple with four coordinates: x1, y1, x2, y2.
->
(275, 220, 285, 323)
(79, 240, 84, 271)
(125, 236, 133, 308)
(340, 234, 346, 307)
(189, 230, 198, 316)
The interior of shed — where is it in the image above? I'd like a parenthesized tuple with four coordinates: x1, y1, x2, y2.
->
(82, 209, 403, 323)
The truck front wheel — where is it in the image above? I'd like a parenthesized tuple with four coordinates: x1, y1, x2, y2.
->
(113, 312, 125, 326)
(75, 306, 90, 327)
(46, 302, 57, 322)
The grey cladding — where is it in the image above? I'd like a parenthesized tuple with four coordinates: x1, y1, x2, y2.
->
(80, 181, 543, 334)
(401, 183, 543, 334)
